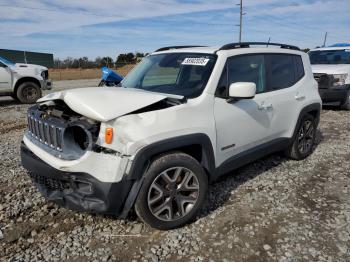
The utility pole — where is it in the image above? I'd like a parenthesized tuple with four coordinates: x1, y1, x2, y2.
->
(323, 32, 328, 47)
(236, 0, 246, 43)
(239, 0, 243, 42)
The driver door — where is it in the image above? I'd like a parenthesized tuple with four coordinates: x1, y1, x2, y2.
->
(214, 54, 273, 167)
(0, 62, 12, 91)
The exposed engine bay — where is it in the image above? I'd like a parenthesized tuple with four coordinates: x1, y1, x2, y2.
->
(27, 100, 100, 160)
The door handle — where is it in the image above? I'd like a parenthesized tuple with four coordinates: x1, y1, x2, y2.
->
(295, 93, 306, 101)
(258, 103, 273, 111)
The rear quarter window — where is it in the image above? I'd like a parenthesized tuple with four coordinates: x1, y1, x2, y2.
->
(266, 54, 304, 91)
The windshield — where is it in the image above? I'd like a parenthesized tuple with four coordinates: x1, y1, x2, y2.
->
(121, 53, 217, 98)
(309, 49, 350, 64)
(0, 56, 15, 66)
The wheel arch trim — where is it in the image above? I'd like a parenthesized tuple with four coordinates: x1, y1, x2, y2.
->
(14, 77, 42, 94)
(292, 103, 321, 140)
(128, 133, 216, 180)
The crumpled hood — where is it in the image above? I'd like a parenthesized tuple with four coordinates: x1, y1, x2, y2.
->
(38, 87, 170, 122)
(311, 64, 350, 75)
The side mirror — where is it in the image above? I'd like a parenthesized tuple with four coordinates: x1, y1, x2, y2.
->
(228, 82, 256, 102)
(0, 62, 7, 68)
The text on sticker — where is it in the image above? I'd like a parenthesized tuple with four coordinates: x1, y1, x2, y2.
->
(182, 58, 210, 66)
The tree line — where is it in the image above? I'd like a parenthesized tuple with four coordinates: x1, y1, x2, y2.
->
(53, 52, 148, 69)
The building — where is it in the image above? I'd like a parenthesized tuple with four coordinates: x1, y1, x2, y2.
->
(0, 49, 54, 68)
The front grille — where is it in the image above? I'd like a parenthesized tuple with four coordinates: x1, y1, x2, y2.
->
(29, 172, 70, 191)
(27, 114, 64, 152)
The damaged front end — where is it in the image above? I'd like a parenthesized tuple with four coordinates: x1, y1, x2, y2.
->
(21, 100, 135, 216)
(26, 100, 100, 160)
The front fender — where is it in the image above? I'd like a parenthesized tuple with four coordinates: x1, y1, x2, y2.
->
(127, 133, 215, 180)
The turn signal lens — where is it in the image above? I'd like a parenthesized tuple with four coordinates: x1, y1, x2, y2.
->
(105, 128, 113, 144)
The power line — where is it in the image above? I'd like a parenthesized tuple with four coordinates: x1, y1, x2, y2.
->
(249, 15, 350, 44)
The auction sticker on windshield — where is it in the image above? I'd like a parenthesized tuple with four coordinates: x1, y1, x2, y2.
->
(182, 58, 210, 66)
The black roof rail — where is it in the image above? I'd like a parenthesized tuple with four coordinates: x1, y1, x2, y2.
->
(155, 45, 206, 52)
(218, 42, 300, 51)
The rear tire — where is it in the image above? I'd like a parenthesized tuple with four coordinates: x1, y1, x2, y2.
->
(16, 82, 42, 104)
(135, 152, 208, 230)
(340, 90, 350, 110)
(285, 114, 316, 160)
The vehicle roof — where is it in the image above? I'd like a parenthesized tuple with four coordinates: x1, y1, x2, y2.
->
(153, 45, 303, 55)
(154, 46, 220, 54)
(310, 46, 350, 52)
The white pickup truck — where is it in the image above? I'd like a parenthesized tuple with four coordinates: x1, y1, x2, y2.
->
(309, 44, 350, 110)
(0, 56, 52, 103)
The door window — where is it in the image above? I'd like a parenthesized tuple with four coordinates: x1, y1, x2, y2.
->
(215, 53, 305, 98)
(266, 54, 304, 90)
(227, 54, 266, 94)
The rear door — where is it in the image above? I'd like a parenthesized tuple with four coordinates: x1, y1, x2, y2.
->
(0, 62, 12, 91)
(263, 54, 305, 139)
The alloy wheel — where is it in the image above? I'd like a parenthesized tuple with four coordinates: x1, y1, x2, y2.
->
(297, 120, 314, 154)
(147, 167, 200, 221)
(22, 86, 38, 101)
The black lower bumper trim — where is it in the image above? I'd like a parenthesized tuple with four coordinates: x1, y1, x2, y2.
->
(21, 142, 134, 216)
(319, 84, 350, 103)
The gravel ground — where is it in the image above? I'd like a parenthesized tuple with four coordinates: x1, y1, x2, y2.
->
(0, 79, 350, 261)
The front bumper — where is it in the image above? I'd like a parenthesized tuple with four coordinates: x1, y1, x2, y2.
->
(318, 84, 350, 103)
(40, 79, 52, 90)
(21, 142, 134, 216)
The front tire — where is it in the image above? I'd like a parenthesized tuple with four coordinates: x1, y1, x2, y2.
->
(135, 152, 208, 230)
(285, 114, 316, 160)
(16, 82, 42, 104)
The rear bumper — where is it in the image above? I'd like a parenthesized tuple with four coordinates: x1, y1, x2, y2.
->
(319, 84, 350, 103)
(21, 142, 134, 216)
(40, 79, 52, 90)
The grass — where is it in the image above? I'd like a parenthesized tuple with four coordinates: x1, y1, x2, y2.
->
(49, 64, 136, 81)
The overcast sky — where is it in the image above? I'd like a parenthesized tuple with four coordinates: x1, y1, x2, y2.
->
(0, 0, 349, 59)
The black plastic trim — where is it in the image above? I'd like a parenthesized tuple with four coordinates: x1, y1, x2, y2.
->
(291, 103, 321, 139)
(128, 133, 216, 180)
(21, 142, 133, 216)
(155, 45, 206, 52)
(218, 42, 300, 51)
(214, 138, 291, 179)
(319, 84, 350, 103)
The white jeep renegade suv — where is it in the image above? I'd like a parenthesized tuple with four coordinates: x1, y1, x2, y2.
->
(21, 42, 322, 229)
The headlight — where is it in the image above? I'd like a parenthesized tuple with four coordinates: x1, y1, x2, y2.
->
(41, 70, 48, 79)
(333, 74, 348, 86)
